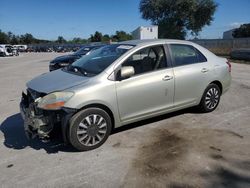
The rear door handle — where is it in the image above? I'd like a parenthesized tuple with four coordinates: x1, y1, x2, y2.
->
(201, 68, 209, 73)
(162, 75, 173, 81)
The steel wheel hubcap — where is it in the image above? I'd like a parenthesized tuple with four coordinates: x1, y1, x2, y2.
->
(205, 87, 219, 110)
(77, 114, 107, 146)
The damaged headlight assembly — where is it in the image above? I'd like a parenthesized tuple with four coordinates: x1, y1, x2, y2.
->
(37, 91, 74, 110)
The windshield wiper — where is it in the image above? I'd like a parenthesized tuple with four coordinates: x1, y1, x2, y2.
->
(66, 65, 87, 76)
(66, 65, 96, 77)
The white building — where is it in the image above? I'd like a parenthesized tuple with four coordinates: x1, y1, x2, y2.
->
(132, 26, 158, 40)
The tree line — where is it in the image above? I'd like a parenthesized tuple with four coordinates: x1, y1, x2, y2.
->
(0, 31, 51, 45)
(233, 24, 250, 38)
(0, 30, 132, 45)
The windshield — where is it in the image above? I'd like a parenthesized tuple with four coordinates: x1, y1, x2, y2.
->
(74, 47, 92, 56)
(67, 44, 134, 76)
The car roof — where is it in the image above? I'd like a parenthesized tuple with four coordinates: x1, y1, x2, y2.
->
(119, 39, 195, 46)
(0, 44, 12, 47)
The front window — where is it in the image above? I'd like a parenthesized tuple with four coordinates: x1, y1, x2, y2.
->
(67, 44, 134, 76)
(121, 45, 167, 76)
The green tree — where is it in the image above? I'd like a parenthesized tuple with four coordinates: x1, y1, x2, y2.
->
(70, 37, 87, 44)
(56, 36, 67, 44)
(0, 30, 9, 43)
(90, 31, 103, 42)
(0, 30, 55, 44)
(20, 33, 36, 44)
(6, 32, 20, 44)
(10, 35, 19, 44)
(112, 31, 132, 42)
(7, 32, 13, 42)
(233, 23, 250, 38)
(102, 34, 111, 42)
(139, 0, 217, 39)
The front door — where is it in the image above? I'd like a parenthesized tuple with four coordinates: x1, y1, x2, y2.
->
(115, 45, 175, 123)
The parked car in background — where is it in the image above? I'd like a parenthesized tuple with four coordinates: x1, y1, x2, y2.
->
(20, 39, 231, 151)
(55, 46, 67, 53)
(26, 47, 35, 52)
(34, 47, 52, 52)
(49, 45, 105, 71)
(0, 44, 14, 56)
(12, 46, 19, 56)
(230, 48, 250, 61)
(72, 47, 81, 52)
(13, 45, 27, 52)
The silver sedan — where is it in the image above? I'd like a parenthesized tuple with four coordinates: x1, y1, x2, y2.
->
(20, 39, 231, 151)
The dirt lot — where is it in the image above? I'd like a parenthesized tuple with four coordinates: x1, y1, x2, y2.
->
(0, 53, 250, 188)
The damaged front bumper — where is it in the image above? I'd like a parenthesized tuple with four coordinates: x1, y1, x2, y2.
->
(20, 100, 52, 139)
(20, 91, 76, 142)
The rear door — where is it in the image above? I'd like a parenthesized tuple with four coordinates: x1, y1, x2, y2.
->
(169, 44, 212, 107)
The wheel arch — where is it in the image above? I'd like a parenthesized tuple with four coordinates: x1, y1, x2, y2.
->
(78, 103, 115, 130)
(198, 80, 223, 106)
(210, 80, 223, 93)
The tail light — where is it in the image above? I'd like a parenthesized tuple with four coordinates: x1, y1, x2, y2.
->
(226, 61, 231, 73)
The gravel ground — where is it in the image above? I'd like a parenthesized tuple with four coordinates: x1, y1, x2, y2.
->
(0, 53, 250, 188)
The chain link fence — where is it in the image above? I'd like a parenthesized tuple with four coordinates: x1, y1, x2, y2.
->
(192, 38, 250, 56)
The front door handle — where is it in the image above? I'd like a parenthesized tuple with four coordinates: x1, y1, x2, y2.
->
(162, 75, 173, 81)
(201, 68, 209, 73)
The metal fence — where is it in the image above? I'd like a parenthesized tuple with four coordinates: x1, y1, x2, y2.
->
(192, 38, 250, 55)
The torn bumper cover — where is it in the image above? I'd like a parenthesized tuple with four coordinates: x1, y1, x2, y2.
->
(20, 90, 75, 142)
(20, 100, 53, 139)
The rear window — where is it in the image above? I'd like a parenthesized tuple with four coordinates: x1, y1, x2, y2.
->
(170, 44, 207, 67)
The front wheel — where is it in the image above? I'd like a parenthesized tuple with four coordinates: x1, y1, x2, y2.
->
(68, 108, 112, 151)
(198, 83, 221, 113)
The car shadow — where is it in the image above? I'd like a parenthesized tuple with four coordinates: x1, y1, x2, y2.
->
(0, 107, 198, 154)
(112, 107, 197, 134)
(0, 113, 77, 154)
(199, 159, 250, 188)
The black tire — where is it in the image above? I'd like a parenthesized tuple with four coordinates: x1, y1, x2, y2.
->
(198, 83, 221, 113)
(68, 108, 112, 151)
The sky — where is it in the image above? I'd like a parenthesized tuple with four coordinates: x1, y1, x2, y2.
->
(0, 0, 249, 40)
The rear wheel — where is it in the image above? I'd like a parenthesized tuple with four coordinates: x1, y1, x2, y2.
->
(198, 83, 221, 113)
(68, 108, 112, 151)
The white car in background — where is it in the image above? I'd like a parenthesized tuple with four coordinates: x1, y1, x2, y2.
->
(13, 45, 27, 52)
(0, 44, 14, 56)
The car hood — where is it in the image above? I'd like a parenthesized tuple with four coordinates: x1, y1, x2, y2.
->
(53, 54, 80, 62)
(27, 69, 89, 94)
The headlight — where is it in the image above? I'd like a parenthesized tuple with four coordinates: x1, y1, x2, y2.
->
(59, 62, 69, 66)
(37, 92, 74, 110)
(50, 61, 56, 65)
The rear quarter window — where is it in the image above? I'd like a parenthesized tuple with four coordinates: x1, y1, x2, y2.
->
(170, 44, 207, 67)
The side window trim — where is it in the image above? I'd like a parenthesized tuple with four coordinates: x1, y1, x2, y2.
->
(194, 48, 207, 63)
(163, 44, 174, 68)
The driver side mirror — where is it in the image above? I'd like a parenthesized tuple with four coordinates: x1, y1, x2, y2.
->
(120, 66, 135, 80)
